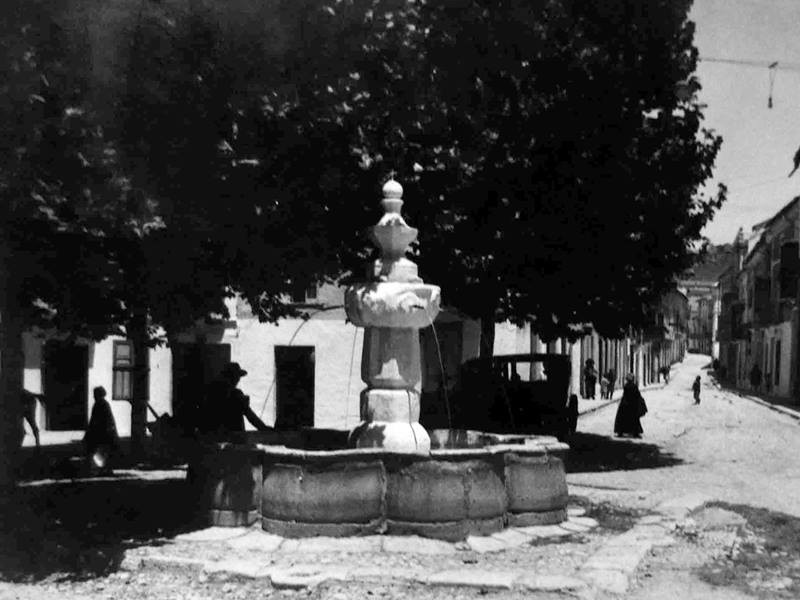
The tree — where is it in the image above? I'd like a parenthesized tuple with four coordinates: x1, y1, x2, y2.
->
(238, 0, 727, 353)
(0, 6, 162, 486)
(110, 0, 726, 358)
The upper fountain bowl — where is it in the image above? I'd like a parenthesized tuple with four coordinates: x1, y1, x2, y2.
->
(345, 281, 441, 329)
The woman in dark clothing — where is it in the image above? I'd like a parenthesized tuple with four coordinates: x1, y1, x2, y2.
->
(614, 374, 647, 438)
(606, 369, 616, 399)
(84, 386, 119, 472)
(583, 359, 598, 399)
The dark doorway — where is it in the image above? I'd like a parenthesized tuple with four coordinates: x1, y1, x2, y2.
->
(275, 346, 315, 429)
(171, 343, 231, 427)
(43, 341, 89, 430)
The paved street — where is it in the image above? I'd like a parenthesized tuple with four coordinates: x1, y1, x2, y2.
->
(571, 353, 800, 519)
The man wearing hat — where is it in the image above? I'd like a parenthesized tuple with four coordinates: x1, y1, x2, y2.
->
(199, 362, 270, 435)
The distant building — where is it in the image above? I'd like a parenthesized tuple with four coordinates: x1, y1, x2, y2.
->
(717, 197, 800, 399)
(678, 244, 739, 355)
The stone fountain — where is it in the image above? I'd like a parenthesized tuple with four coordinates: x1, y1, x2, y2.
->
(345, 179, 440, 453)
(192, 179, 570, 541)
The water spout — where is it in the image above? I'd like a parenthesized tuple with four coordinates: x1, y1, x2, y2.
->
(425, 312, 452, 431)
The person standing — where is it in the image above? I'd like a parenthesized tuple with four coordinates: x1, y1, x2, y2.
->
(583, 359, 598, 400)
(606, 369, 616, 399)
(749, 364, 762, 392)
(692, 375, 701, 405)
(199, 362, 271, 436)
(84, 386, 119, 474)
(613, 374, 647, 438)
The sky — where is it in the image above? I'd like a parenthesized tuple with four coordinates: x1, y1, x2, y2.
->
(691, 0, 800, 245)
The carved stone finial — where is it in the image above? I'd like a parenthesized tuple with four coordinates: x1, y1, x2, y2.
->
(370, 178, 420, 282)
(382, 179, 403, 200)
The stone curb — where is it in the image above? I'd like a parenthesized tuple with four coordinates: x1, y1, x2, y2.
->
(730, 389, 800, 422)
(578, 398, 621, 417)
(130, 502, 707, 596)
(129, 557, 593, 593)
(128, 513, 599, 593)
(171, 510, 595, 557)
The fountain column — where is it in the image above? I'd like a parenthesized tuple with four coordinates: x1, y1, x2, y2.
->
(345, 180, 441, 453)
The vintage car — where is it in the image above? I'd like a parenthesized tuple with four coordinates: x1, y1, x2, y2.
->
(422, 353, 571, 441)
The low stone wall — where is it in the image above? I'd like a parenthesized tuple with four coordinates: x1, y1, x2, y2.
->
(196, 430, 569, 541)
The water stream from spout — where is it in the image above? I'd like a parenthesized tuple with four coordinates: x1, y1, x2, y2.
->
(424, 311, 452, 431)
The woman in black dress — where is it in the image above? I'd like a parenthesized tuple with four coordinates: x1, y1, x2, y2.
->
(84, 386, 120, 472)
(614, 374, 647, 438)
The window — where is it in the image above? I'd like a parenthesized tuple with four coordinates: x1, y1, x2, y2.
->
(290, 281, 317, 303)
(112, 341, 134, 400)
(775, 340, 781, 386)
(779, 242, 799, 299)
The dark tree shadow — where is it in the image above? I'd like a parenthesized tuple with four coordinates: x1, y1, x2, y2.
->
(566, 432, 683, 473)
(0, 450, 202, 582)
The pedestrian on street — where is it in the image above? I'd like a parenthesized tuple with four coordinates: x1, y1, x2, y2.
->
(606, 368, 616, 399)
(749, 364, 762, 391)
(692, 375, 701, 405)
(84, 386, 119, 474)
(614, 373, 647, 438)
(583, 359, 598, 400)
(659, 365, 670, 384)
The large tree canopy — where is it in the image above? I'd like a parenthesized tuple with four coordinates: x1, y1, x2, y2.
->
(76, 0, 724, 347)
(220, 0, 726, 346)
(0, 4, 166, 483)
(0, 0, 726, 482)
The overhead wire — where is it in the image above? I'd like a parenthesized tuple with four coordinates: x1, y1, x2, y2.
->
(698, 56, 800, 108)
(699, 56, 800, 72)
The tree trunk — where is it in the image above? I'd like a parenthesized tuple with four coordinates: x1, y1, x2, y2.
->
(479, 307, 496, 360)
(128, 313, 150, 459)
(0, 258, 24, 491)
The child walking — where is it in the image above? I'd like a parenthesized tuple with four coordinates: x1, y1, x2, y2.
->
(692, 376, 701, 405)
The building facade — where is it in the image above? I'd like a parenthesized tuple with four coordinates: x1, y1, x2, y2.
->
(19, 282, 689, 439)
(678, 244, 740, 357)
(717, 198, 800, 400)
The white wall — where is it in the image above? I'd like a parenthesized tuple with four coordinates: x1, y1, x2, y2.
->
(87, 337, 172, 437)
(493, 321, 530, 355)
(24, 314, 534, 435)
(175, 318, 365, 430)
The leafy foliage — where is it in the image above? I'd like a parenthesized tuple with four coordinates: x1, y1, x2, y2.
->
(7, 0, 725, 343)
(201, 0, 725, 342)
(0, 6, 161, 338)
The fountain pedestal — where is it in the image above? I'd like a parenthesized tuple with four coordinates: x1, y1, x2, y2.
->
(345, 180, 440, 453)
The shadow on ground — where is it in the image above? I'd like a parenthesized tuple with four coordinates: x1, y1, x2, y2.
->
(0, 463, 199, 583)
(566, 432, 683, 473)
(696, 501, 800, 598)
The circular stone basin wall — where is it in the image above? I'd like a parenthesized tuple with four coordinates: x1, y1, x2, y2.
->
(193, 429, 568, 542)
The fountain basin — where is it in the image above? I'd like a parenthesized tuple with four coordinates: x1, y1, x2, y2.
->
(344, 282, 441, 329)
(193, 429, 569, 541)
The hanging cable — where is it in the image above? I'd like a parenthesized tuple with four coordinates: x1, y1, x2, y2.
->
(699, 56, 800, 71)
(768, 62, 778, 108)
